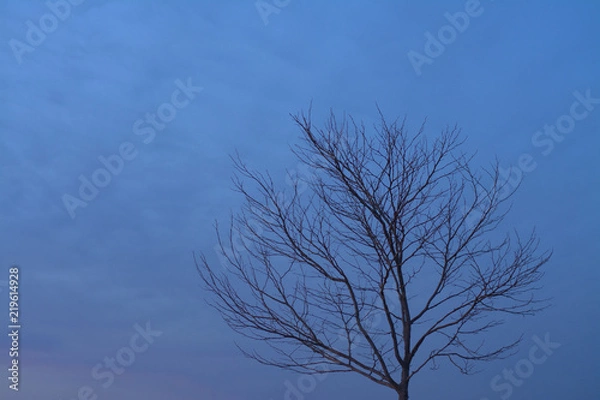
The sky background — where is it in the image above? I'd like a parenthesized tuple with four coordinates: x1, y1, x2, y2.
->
(0, 0, 599, 399)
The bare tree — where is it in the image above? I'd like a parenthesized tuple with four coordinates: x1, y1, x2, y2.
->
(196, 108, 550, 400)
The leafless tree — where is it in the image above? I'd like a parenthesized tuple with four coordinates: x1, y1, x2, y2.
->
(196, 108, 550, 400)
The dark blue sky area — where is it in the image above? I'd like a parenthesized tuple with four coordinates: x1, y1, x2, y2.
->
(0, 1, 598, 399)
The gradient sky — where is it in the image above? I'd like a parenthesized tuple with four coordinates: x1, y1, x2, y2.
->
(0, 1, 599, 399)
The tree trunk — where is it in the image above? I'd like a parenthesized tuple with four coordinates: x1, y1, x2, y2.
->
(397, 368, 409, 400)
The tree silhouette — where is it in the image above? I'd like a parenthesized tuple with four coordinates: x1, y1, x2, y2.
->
(196, 108, 550, 400)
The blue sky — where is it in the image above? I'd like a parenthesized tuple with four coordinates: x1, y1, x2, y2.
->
(0, 1, 598, 399)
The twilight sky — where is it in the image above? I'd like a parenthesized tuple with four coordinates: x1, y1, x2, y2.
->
(0, 1, 599, 399)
